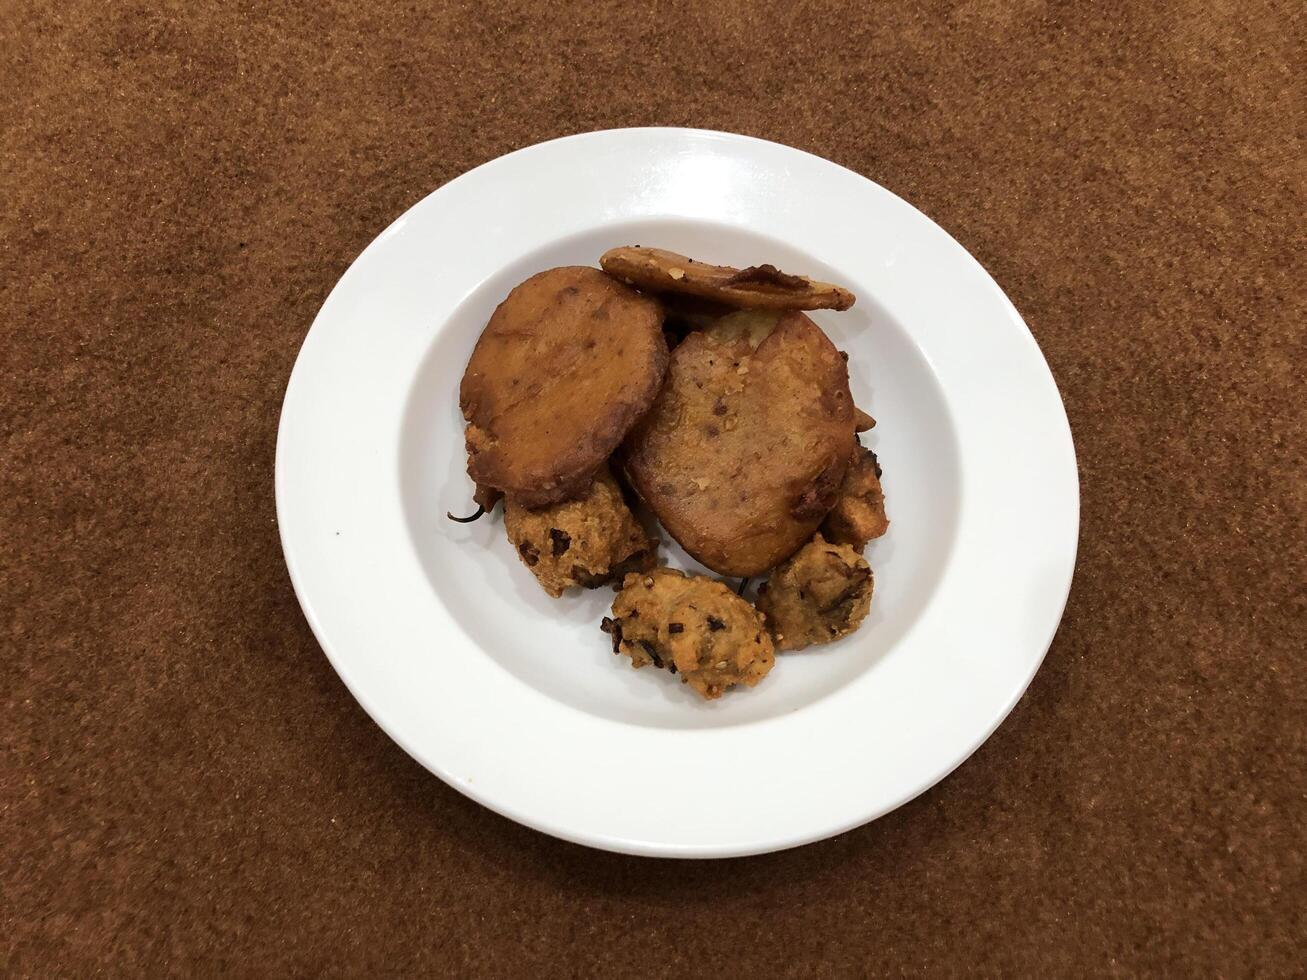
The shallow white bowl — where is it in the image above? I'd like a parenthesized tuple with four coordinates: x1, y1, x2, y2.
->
(276, 128, 1078, 858)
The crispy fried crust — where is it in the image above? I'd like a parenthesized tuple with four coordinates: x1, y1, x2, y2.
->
(599, 246, 856, 312)
(622, 310, 856, 576)
(603, 568, 774, 700)
(503, 467, 656, 597)
(756, 534, 873, 651)
(820, 445, 889, 549)
(460, 267, 667, 507)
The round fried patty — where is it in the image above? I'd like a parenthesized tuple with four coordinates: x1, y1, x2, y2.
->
(460, 267, 667, 508)
(622, 310, 855, 576)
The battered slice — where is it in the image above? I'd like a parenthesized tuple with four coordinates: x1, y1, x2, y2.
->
(600, 246, 856, 311)
(460, 266, 667, 508)
(503, 467, 656, 598)
(820, 444, 889, 549)
(756, 534, 873, 651)
(622, 310, 856, 576)
(602, 568, 775, 700)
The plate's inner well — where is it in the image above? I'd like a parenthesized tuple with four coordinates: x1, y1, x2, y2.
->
(399, 220, 960, 729)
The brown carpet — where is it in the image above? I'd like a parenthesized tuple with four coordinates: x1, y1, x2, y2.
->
(4, 0, 1303, 974)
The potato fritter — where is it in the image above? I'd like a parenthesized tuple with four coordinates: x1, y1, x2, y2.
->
(622, 310, 856, 576)
(602, 568, 775, 700)
(600, 246, 856, 311)
(756, 535, 873, 651)
(503, 467, 656, 598)
(460, 266, 667, 508)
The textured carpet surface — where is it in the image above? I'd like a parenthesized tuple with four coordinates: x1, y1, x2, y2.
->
(4, 0, 1303, 975)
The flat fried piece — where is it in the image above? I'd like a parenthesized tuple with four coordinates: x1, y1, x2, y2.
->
(460, 267, 667, 507)
(623, 310, 856, 576)
(820, 444, 889, 549)
(503, 467, 656, 597)
(602, 568, 775, 700)
(600, 246, 856, 312)
(756, 534, 873, 651)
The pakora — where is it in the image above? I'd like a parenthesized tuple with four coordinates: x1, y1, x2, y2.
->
(460, 266, 667, 507)
(503, 467, 656, 597)
(820, 444, 889, 549)
(756, 534, 873, 651)
(603, 568, 775, 700)
(623, 309, 856, 576)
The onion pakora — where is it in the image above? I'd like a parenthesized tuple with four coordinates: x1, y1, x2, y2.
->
(602, 568, 775, 700)
(756, 534, 873, 650)
(820, 444, 889, 549)
(503, 467, 656, 597)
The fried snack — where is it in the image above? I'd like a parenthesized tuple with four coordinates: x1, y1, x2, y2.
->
(503, 467, 656, 598)
(623, 309, 856, 576)
(600, 246, 856, 312)
(602, 568, 775, 700)
(460, 267, 667, 508)
(854, 407, 876, 432)
(820, 444, 888, 549)
(756, 535, 873, 651)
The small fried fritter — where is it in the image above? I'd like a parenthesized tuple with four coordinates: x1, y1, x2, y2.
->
(756, 535, 873, 651)
(503, 467, 656, 598)
(820, 444, 889, 549)
(460, 267, 667, 508)
(854, 407, 876, 432)
(600, 246, 856, 311)
(602, 568, 775, 700)
(623, 310, 856, 576)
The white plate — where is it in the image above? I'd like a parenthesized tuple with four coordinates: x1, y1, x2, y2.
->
(276, 128, 1078, 858)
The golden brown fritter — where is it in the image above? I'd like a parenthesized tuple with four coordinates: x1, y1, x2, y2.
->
(602, 568, 775, 700)
(622, 310, 856, 576)
(756, 535, 873, 651)
(600, 246, 856, 311)
(854, 407, 876, 432)
(820, 444, 889, 549)
(503, 467, 656, 598)
(460, 267, 667, 508)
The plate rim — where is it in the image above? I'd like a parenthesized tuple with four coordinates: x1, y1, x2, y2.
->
(276, 127, 1080, 858)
